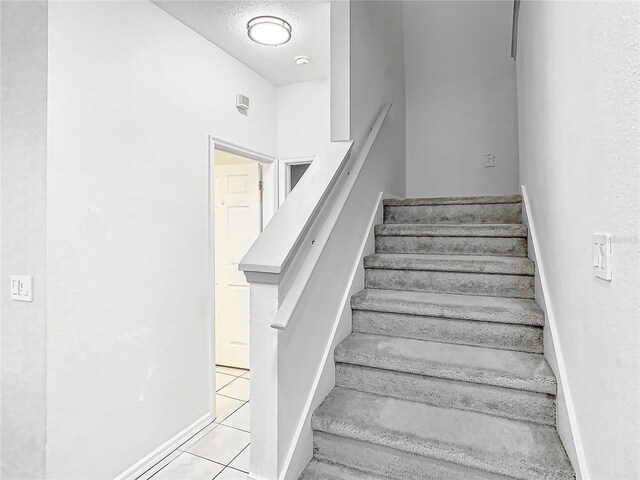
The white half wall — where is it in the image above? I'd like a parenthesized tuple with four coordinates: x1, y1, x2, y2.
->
(276, 2, 406, 477)
(516, 1, 640, 478)
(404, 1, 519, 198)
(0, 2, 48, 478)
(46, 2, 277, 478)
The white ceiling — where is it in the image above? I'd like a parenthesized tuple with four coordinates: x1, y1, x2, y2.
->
(152, 1, 330, 86)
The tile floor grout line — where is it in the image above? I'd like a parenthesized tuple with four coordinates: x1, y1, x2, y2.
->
(227, 444, 250, 472)
(211, 421, 251, 435)
(147, 451, 186, 480)
(216, 392, 249, 402)
(217, 421, 250, 434)
(214, 398, 246, 423)
(135, 448, 184, 480)
(181, 450, 228, 468)
(215, 366, 249, 377)
(212, 465, 247, 480)
(186, 448, 246, 469)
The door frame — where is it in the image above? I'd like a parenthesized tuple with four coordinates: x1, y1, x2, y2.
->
(208, 135, 276, 417)
(277, 155, 315, 206)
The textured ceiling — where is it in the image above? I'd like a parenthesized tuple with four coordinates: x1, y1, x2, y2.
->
(152, 1, 330, 86)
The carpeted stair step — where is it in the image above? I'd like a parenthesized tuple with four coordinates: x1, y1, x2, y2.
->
(335, 333, 556, 394)
(364, 254, 534, 298)
(384, 195, 522, 225)
(311, 388, 575, 480)
(299, 458, 387, 480)
(351, 289, 544, 325)
(335, 363, 555, 425)
(351, 289, 543, 353)
(334, 333, 555, 424)
(375, 223, 527, 256)
(312, 431, 510, 480)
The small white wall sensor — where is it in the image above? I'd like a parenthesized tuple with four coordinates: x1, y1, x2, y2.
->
(236, 94, 250, 111)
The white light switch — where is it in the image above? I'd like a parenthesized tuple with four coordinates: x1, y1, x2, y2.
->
(592, 234, 612, 281)
(10, 275, 33, 301)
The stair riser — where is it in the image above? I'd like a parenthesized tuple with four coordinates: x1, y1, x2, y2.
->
(365, 269, 535, 299)
(313, 414, 573, 480)
(384, 203, 522, 225)
(335, 344, 556, 394)
(352, 310, 543, 353)
(374, 225, 528, 238)
(351, 294, 545, 326)
(335, 364, 556, 425)
(375, 236, 527, 256)
(313, 431, 511, 480)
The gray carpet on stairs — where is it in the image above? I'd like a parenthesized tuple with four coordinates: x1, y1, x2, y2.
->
(300, 195, 576, 480)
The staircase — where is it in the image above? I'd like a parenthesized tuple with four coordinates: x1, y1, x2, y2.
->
(300, 195, 576, 480)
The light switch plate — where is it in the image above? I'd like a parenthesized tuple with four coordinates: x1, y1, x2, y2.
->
(592, 234, 612, 280)
(10, 275, 33, 301)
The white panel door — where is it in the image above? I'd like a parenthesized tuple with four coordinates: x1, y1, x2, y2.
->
(215, 162, 261, 369)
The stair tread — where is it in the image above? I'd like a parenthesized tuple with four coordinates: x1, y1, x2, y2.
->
(384, 195, 522, 206)
(335, 333, 556, 394)
(365, 253, 535, 275)
(300, 459, 388, 480)
(313, 387, 574, 480)
(376, 223, 527, 237)
(351, 289, 544, 326)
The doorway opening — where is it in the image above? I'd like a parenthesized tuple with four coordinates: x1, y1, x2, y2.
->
(278, 156, 314, 206)
(209, 138, 276, 436)
(214, 148, 262, 372)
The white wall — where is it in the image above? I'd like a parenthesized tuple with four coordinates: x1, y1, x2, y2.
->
(0, 2, 48, 479)
(516, 1, 640, 478)
(404, 1, 519, 198)
(46, 2, 277, 478)
(277, 79, 330, 160)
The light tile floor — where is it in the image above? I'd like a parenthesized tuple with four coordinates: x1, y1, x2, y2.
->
(137, 366, 250, 480)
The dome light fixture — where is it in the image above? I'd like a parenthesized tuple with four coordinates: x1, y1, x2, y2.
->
(295, 55, 311, 66)
(247, 16, 292, 46)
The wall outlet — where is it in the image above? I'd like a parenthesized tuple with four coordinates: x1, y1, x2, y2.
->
(10, 275, 33, 302)
(485, 153, 495, 168)
(593, 233, 612, 280)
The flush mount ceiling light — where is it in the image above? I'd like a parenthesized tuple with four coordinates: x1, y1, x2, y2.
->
(247, 16, 292, 46)
(295, 55, 311, 66)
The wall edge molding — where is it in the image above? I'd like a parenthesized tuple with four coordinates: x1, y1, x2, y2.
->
(279, 191, 387, 480)
(520, 184, 590, 479)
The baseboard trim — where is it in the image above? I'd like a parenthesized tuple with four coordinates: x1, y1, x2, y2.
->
(114, 412, 213, 480)
(279, 191, 386, 480)
(520, 185, 590, 479)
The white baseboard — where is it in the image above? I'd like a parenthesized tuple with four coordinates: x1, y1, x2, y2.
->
(114, 412, 213, 480)
(520, 185, 589, 479)
(279, 192, 386, 480)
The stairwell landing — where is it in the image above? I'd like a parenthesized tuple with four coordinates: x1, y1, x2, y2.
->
(300, 194, 576, 480)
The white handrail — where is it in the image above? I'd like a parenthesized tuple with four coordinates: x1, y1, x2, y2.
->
(244, 103, 391, 330)
(269, 103, 391, 329)
(239, 141, 353, 280)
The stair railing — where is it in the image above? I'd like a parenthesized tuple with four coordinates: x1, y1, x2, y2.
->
(238, 103, 392, 480)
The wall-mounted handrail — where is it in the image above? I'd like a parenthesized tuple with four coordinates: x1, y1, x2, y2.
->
(239, 141, 353, 281)
(239, 103, 391, 330)
(511, 0, 521, 59)
(268, 104, 391, 330)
